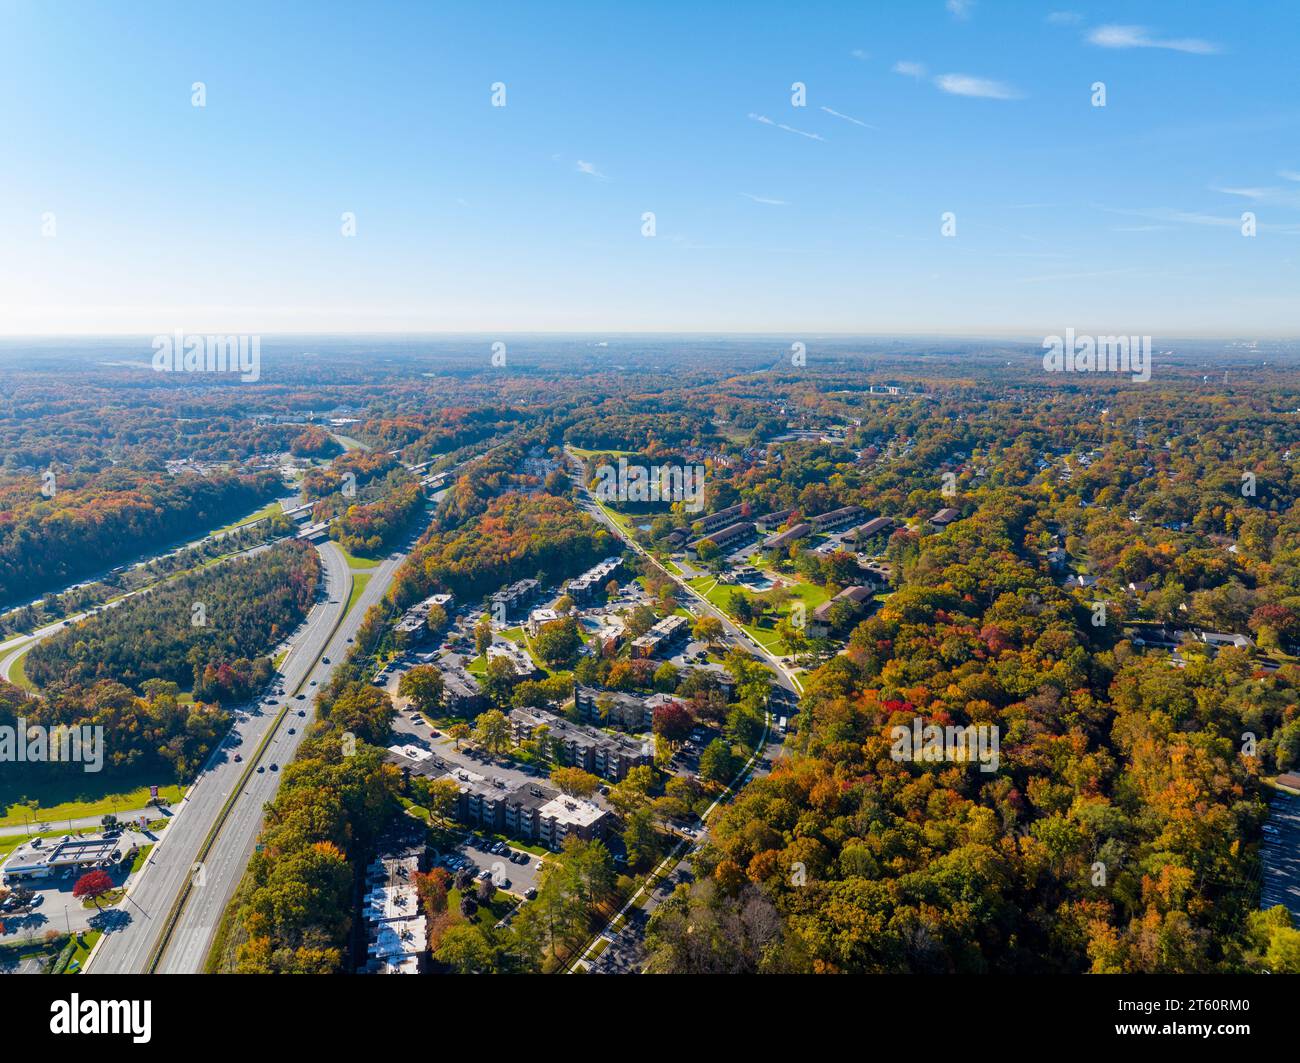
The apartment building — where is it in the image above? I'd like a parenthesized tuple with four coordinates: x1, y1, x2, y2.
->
(441, 667, 486, 715)
(808, 585, 874, 637)
(563, 556, 624, 602)
(754, 508, 796, 533)
(573, 683, 655, 730)
(693, 502, 748, 535)
(489, 578, 540, 620)
(453, 776, 612, 849)
(810, 505, 866, 532)
(685, 520, 755, 558)
(762, 522, 811, 553)
(394, 592, 453, 642)
(630, 613, 689, 658)
(510, 708, 652, 781)
(361, 846, 427, 975)
(844, 516, 895, 546)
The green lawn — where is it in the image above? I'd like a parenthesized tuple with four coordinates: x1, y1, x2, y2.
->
(567, 446, 636, 460)
(64, 930, 101, 973)
(447, 888, 521, 927)
(212, 500, 282, 535)
(686, 571, 831, 654)
(7, 646, 35, 691)
(345, 572, 371, 616)
(337, 543, 380, 571)
(0, 772, 184, 829)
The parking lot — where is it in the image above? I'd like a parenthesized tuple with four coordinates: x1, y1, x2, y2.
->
(0, 826, 154, 943)
(437, 834, 546, 898)
(1260, 790, 1300, 919)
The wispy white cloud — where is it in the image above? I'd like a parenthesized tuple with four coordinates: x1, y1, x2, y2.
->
(1086, 24, 1220, 55)
(1098, 205, 1300, 234)
(1279, 170, 1300, 182)
(1213, 183, 1300, 208)
(820, 105, 876, 129)
(575, 159, 607, 179)
(1046, 11, 1082, 25)
(741, 193, 788, 206)
(933, 73, 1022, 100)
(892, 60, 927, 78)
(1213, 185, 1271, 200)
(946, 0, 974, 20)
(747, 113, 825, 141)
(850, 48, 869, 61)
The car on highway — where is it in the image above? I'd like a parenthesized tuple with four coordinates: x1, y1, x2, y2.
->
(270, 763, 279, 771)
(298, 709, 306, 717)
(288, 727, 296, 735)
(296, 694, 306, 700)
(257, 766, 265, 773)
(234, 753, 242, 762)
(322, 656, 330, 664)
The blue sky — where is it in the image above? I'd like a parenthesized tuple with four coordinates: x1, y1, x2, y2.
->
(1, 0, 1297, 336)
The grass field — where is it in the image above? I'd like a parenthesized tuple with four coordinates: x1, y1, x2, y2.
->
(337, 543, 380, 571)
(0, 771, 184, 829)
(567, 445, 636, 460)
(687, 570, 830, 653)
(345, 571, 371, 616)
(213, 499, 283, 535)
(7, 645, 35, 691)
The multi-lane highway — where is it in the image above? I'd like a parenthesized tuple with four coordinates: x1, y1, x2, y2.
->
(85, 541, 351, 974)
(87, 460, 469, 974)
(154, 547, 409, 973)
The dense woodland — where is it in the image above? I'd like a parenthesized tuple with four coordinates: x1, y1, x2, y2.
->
(25, 540, 320, 702)
(0, 467, 281, 604)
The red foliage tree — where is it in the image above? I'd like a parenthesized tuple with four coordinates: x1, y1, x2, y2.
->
(72, 868, 116, 908)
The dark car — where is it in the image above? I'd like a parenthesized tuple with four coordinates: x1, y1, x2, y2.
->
(298, 710, 306, 717)
(288, 727, 296, 735)
(257, 765, 265, 773)
(296, 694, 306, 700)
(234, 753, 242, 762)
(270, 763, 279, 771)
(322, 657, 331, 664)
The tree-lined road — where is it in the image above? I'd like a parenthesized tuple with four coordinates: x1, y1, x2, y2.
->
(85, 541, 351, 974)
